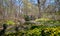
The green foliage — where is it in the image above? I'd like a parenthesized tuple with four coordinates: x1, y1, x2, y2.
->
(24, 15, 30, 21)
(30, 26, 39, 29)
(35, 18, 51, 22)
(26, 28, 41, 36)
(26, 27, 60, 36)
(41, 27, 60, 36)
(1, 18, 60, 36)
(35, 18, 60, 24)
(3, 25, 60, 36)
(6, 20, 15, 25)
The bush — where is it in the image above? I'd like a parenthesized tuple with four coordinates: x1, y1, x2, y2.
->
(41, 28, 60, 36)
(35, 18, 51, 22)
(35, 18, 60, 24)
(4, 26, 60, 36)
(26, 27, 60, 36)
(30, 26, 39, 29)
(26, 28, 41, 36)
(6, 20, 15, 25)
(24, 15, 30, 21)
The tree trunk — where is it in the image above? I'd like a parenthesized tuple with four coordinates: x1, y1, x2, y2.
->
(37, 0, 41, 18)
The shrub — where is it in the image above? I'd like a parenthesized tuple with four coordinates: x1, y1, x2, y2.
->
(30, 26, 39, 29)
(41, 28, 60, 36)
(26, 27, 60, 36)
(6, 20, 15, 25)
(26, 28, 41, 36)
(35, 18, 60, 24)
(35, 18, 51, 22)
(24, 15, 30, 21)
(4, 26, 60, 36)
